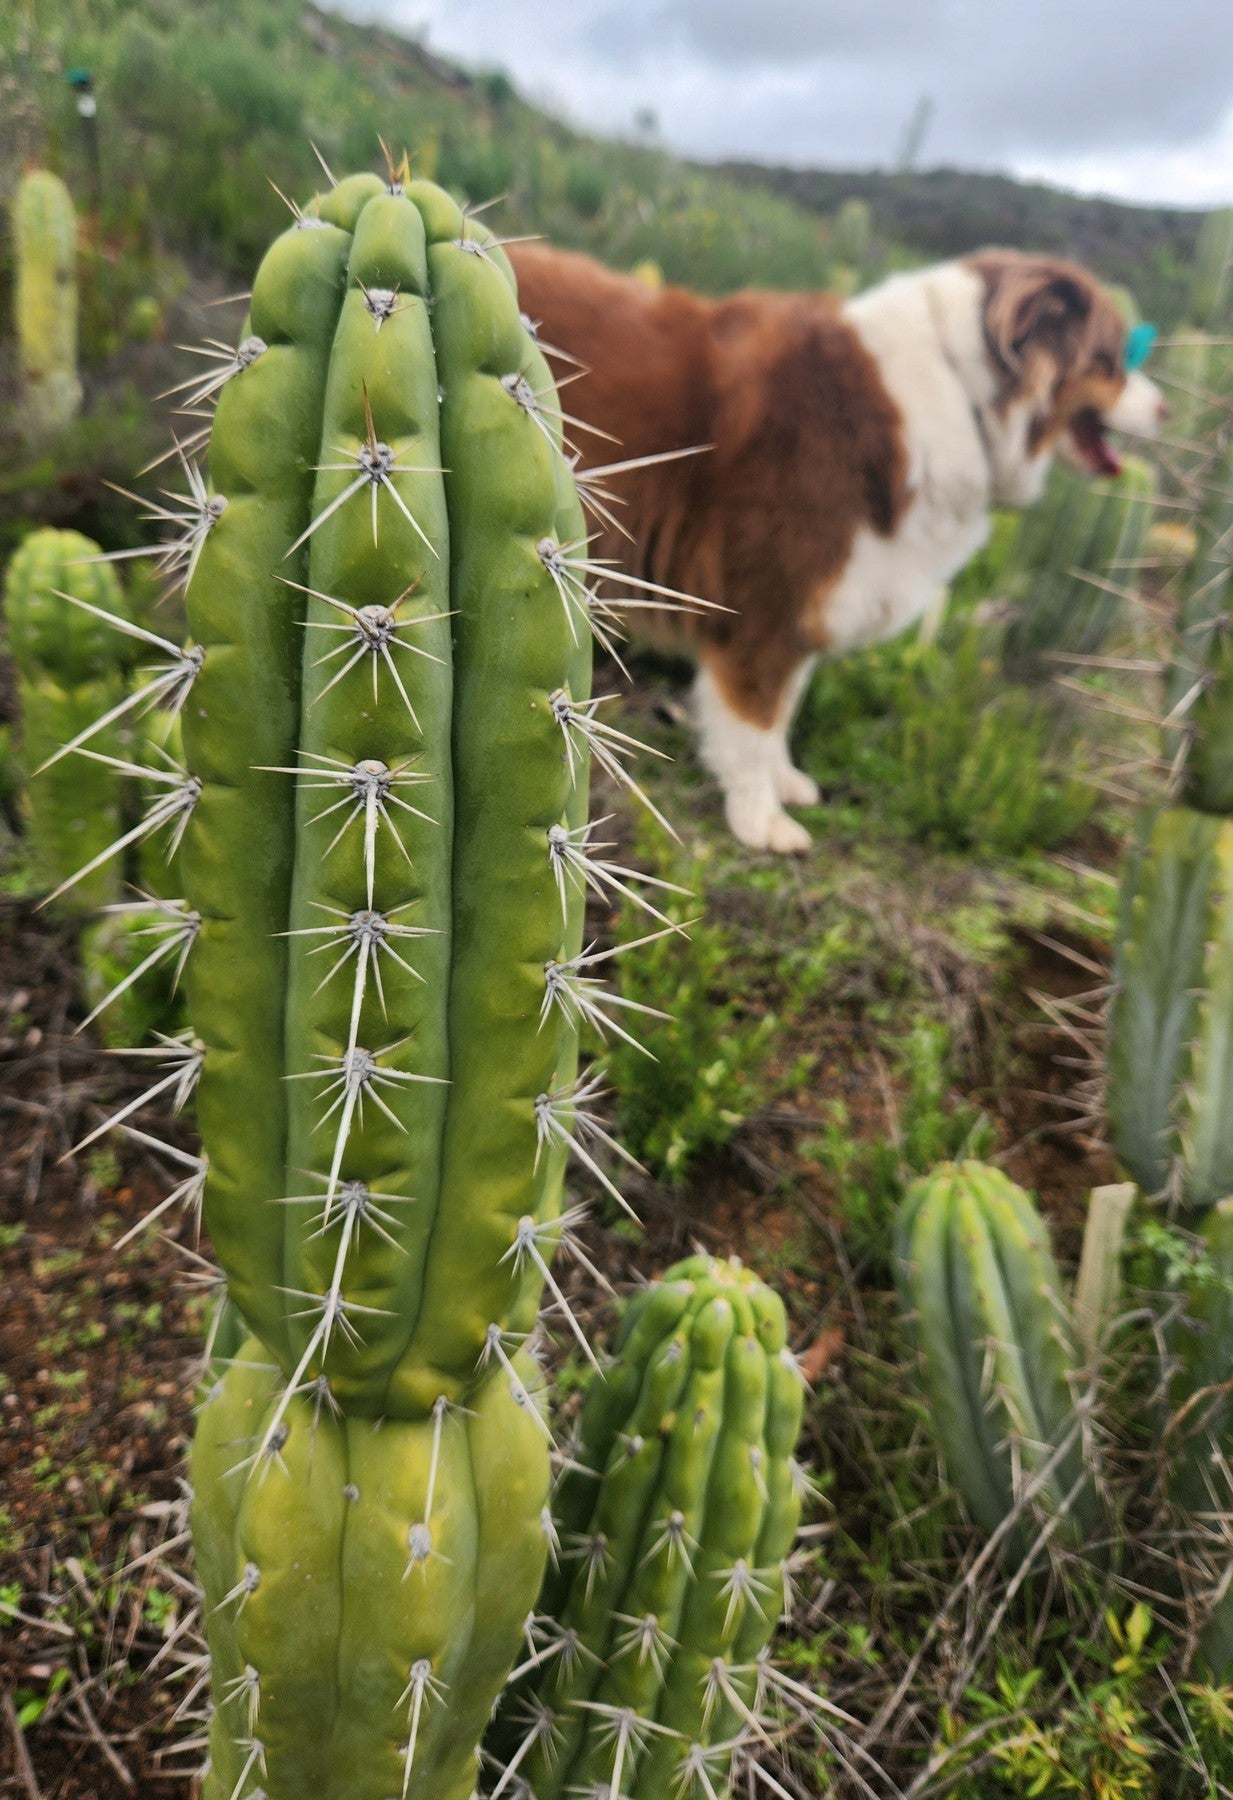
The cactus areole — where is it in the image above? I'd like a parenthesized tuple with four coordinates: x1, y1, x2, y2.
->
(154, 169, 602, 1798)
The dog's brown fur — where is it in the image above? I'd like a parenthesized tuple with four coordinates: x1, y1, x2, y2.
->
(511, 243, 1129, 732)
(968, 251, 1128, 453)
(514, 244, 911, 727)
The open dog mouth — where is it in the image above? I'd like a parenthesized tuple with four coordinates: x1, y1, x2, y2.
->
(1068, 406, 1123, 478)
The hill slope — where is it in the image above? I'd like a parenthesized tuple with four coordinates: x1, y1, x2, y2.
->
(721, 161, 1202, 324)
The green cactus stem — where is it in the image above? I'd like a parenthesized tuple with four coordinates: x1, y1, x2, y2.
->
(1001, 455, 1154, 678)
(13, 169, 82, 440)
(510, 1254, 807, 1800)
(1169, 1198, 1233, 1679)
(1107, 806, 1233, 1210)
(52, 150, 698, 1799)
(831, 196, 871, 268)
(26, 156, 697, 1800)
(1170, 426, 1233, 814)
(3, 528, 131, 914)
(194, 1335, 552, 1800)
(1188, 207, 1233, 333)
(893, 1161, 1096, 1551)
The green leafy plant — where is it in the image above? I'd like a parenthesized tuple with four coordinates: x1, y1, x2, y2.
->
(802, 1019, 993, 1271)
(608, 832, 787, 1181)
(797, 623, 1096, 858)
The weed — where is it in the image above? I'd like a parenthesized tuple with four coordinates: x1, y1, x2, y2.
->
(607, 829, 807, 1182)
(86, 1146, 122, 1191)
(796, 622, 1098, 857)
(32, 1247, 83, 1281)
(951, 1609, 1163, 1797)
(13, 1665, 70, 1729)
(801, 1020, 994, 1272)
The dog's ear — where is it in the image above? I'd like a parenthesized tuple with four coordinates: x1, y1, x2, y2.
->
(977, 256, 1098, 377)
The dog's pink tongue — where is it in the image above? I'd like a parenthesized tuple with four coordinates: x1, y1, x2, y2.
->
(1072, 413, 1122, 478)
(1094, 437, 1123, 477)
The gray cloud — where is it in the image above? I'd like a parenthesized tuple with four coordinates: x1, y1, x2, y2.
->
(341, 0, 1233, 203)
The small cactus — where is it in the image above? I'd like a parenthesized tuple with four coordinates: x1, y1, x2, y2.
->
(507, 1254, 807, 1800)
(13, 169, 82, 440)
(893, 1162, 1096, 1550)
(1170, 1198, 1233, 1678)
(3, 528, 131, 914)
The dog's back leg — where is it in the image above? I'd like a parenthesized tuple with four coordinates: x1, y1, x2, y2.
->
(693, 647, 817, 853)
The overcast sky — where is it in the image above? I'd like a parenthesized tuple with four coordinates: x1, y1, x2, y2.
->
(339, 0, 1233, 209)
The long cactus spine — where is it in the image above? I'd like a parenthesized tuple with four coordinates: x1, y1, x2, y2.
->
(47, 164, 694, 1799)
(13, 169, 82, 440)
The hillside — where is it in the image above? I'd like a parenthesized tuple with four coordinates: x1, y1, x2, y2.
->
(721, 160, 1204, 325)
(0, 0, 1216, 548)
(0, 0, 1208, 311)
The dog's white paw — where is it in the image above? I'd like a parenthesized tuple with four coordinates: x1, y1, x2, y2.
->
(727, 792, 813, 854)
(776, 764, 820, 807)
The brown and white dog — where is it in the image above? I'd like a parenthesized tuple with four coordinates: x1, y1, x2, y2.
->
(510, 245, 1167, 851)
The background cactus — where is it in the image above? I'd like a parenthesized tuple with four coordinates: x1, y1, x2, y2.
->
(3, 527, 132, 915)
(42, 160, 705, 1798)
(1108, 807, 1233, 1208)
(13, 168, 82, 440)
(1106, 366, 1233, 1208)
(893, 1162, 1097, 1551)
(1000, 455, 1154, 678)
(1187, 206, 1233, 334)
(505, 1254, 806, 1800)
(831, 196, 872, 268)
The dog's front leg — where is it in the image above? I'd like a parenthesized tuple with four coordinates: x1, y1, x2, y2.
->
(693, 655, 815, 853)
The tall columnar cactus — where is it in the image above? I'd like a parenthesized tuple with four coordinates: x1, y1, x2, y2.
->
(893, 1163, 1096, 1550)
(1170, 1198, 1233, 1678)
(1108, 808, 1233, 1208)
(13, 169, 82, 440)
(831, 196, 871, 268)
(1188, 207, 1233, 334)
(1001, 455, 1154, 678)
(504, 1255, 807, 1800)
(50, 166, 686, 1799)
(3, 529, 131, 914)
(1107, 398, 1233, 1206)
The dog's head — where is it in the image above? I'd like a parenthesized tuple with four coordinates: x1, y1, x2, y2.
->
(964, 250, 1166, 505)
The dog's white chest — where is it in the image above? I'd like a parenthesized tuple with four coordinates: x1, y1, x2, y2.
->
(818, 493, 989, 655)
